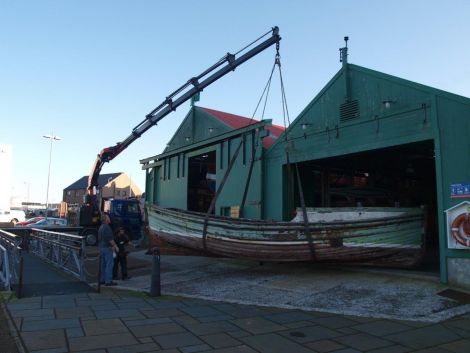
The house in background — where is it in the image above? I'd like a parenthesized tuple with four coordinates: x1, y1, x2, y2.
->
(62, 172, 142, 205)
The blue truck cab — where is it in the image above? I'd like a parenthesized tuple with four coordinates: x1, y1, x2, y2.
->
(78, 198, 143, 246)
(102, 199, 143, 242)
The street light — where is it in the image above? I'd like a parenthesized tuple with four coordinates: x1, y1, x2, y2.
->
(43, 133, 62, 218)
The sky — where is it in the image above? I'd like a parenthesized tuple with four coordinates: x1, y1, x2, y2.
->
(1, 0, 469, 205)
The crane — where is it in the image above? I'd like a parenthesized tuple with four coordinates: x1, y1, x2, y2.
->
(85, 26, 281, 209)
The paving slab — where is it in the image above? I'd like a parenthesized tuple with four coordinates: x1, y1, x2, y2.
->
(385, 324, 462, 349)
(68, 332, 138, 351)
(199, 345, 258, 353)
(20, 329, 67, 352)
(262, 311, 315, 324)
(230, 317, 285, 334)
(310, 315, 359, 329)
(153, 331, 204, 349)
(352, 320, 413, 336)
(184, 322, 241, 335)
(334, 332, 395, 351)
(278, 325, 341, 343)
(22, 318, 80, 332)
(305, 339, 346, 352)
(180, 343, 212, 353)
(128, 322, 186, 337)
(81, 318, 129, 336)
(123, 317, 173, 326)
(242, 333, 316, 353)
(55, 307, 95, 319)
(439, 339, 470, 353)
(200, 333, 242, 348)
(106, 342, 161, 353)
(93, 308, 145, 320)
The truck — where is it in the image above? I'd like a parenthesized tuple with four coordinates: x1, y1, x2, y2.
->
(80, 27, 281, 244)
(67, 198, 143, 246)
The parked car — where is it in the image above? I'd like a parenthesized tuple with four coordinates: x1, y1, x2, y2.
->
(15, 216, 45, 226)
(28, 218, 68, 227)
(0, 209, 26, 224)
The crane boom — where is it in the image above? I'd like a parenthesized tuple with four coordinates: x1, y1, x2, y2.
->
(87, 26, 281, 199)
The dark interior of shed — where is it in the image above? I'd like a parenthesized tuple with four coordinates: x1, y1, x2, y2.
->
(287, 140, 439, 271)
(187, 151, 216, 213)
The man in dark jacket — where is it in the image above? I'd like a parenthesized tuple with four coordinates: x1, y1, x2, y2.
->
(113, 227, 131, 280)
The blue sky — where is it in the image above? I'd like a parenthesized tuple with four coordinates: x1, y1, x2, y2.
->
(1, 0, 469, 204)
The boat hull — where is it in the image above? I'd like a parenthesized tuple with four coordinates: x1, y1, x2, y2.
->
(146, 205, 425, 268)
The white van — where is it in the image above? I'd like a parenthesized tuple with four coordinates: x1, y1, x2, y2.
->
(0, 208, 26, 224)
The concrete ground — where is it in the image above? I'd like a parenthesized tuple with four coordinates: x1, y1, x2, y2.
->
(114, 251, 470, 323)
(4, 289, 470, 353)
(3, 251, 470, 352)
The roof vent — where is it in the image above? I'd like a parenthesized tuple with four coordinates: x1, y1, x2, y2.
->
(340, 100, 360, 122)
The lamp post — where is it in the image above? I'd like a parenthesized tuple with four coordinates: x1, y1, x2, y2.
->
(43, 134, 62, 218)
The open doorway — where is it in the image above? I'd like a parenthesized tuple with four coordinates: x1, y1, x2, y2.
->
(187, 151, 216, 213)
(284, 140, 439, 271)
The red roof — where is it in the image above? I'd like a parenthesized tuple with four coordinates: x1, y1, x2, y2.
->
(201, 107, 285, 149)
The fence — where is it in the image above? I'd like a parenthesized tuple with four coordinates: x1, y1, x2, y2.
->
(29, 228, 86, 280)
(0, 229, 24, 296)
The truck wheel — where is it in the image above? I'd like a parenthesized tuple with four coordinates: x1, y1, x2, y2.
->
(83, 229, 98, 246)
(10, 218, 18, 225)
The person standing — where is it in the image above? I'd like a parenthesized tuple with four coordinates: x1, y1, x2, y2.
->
(99, 213, 119, 286)
(113, 227, 131, 280)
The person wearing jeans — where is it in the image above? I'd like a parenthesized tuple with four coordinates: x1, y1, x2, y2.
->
(99, 213, 119, 286)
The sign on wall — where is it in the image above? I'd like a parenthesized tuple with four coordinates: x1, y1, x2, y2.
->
(450, 183, 470, 198)
(445, 201, 470, 249)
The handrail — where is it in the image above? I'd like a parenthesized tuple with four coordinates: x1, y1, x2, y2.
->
(0, 229, 24, 296)
(28, 229, 86, 280)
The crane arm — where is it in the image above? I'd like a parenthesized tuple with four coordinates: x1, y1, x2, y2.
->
(87, 26, 281, 197)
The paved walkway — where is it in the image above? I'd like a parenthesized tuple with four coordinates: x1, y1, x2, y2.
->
(4, 289, 470, 353)
(20, 253, 93, 297)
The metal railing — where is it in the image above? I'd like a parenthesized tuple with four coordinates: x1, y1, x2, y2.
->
(29, 228, 86, 280)
(0, 229, 24, 296)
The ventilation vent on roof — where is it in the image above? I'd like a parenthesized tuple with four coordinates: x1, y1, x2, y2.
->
(339, 100, 360, 122)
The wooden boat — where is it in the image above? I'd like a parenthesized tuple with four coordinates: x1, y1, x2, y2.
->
(146, 204, 426, 268)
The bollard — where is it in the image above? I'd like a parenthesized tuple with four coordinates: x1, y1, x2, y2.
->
(149, 247, 161, 297)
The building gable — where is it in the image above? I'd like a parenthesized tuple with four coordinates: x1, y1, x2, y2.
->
(164, 107, 233, 152)
(267, 63, 470, 155)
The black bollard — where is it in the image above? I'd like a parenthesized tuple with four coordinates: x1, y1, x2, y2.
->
(150, 247, 161, 297)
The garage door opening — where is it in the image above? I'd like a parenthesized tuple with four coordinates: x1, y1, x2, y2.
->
(284, 140, 439, 271)
(187, 151, 216, 213)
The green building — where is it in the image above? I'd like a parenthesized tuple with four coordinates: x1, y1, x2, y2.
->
(141, 48, 470, 289)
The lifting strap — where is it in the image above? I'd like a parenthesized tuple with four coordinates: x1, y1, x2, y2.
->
(239, 56, 277, 217)
(294, 163, 316, 260)
(276, 45, 315, 259)
(202, 46, 280, 248)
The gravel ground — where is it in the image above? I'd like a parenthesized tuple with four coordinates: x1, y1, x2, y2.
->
(117, 251, 470, 323)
